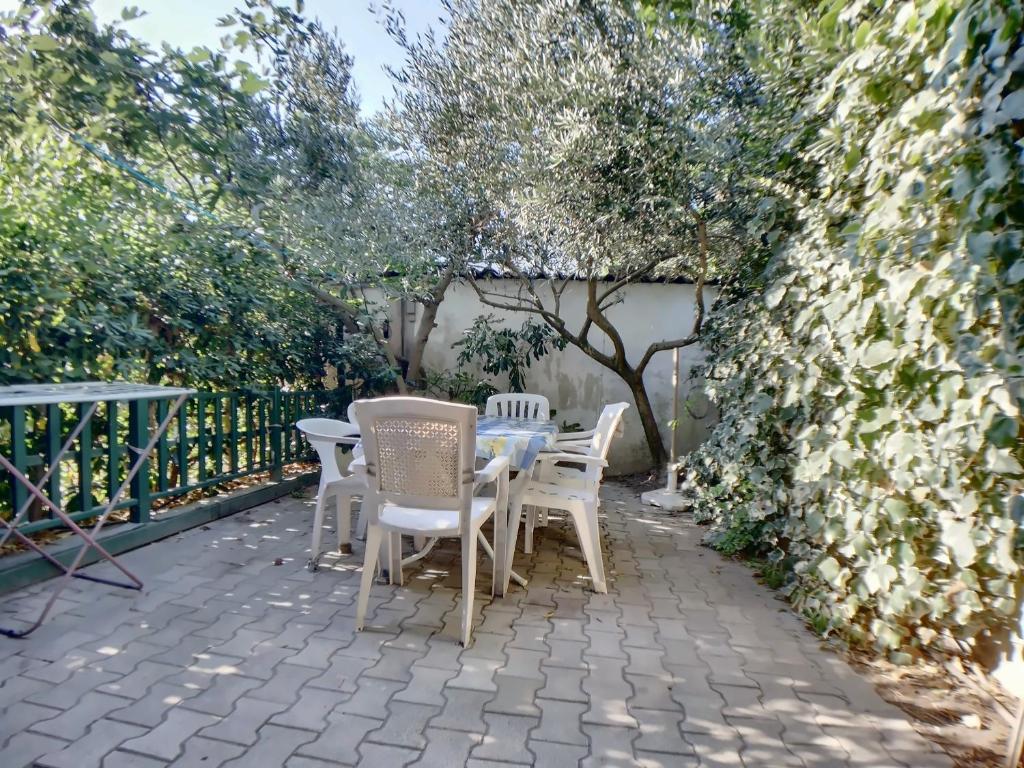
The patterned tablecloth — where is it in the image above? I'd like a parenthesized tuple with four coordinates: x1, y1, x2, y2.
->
(476, 416, 558, 470)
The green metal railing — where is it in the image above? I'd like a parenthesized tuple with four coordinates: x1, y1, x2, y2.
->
(0, 388, 342, 535)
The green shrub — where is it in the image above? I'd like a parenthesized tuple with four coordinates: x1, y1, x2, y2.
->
(685, 0, 1024, 657)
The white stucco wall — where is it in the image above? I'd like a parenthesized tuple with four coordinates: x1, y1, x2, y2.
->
(404, 279, 716, 475)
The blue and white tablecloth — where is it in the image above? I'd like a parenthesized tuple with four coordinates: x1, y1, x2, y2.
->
(476, 417, 558, 470)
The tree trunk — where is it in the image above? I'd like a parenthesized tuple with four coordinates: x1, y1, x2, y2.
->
(626, 373, 667, 467)
(406, 264, 456, 388)
(406, 300, 440, 388)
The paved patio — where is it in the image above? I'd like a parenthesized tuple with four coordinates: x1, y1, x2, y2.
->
(0, 482, 951, 767)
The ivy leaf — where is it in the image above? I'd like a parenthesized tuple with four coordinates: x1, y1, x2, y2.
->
(941, 522, 977, 568)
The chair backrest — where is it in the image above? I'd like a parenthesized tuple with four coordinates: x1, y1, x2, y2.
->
(354, 397, 478, 522)
(485, 393, 550, 421)
(296, 418, 359, 484)
(582, 402, 630, 483)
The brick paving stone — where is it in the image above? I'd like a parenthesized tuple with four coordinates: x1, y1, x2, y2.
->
(335, 676, 403, 720)
(530, 738, 589, 768)
(636, 750, 700, 767)
(467, 760, 530, 768)
(430, 689, 491, 733)
(394, 665, 458, 706)
(31, 691, 132, 740)
(199, 697, 289, 746)
(357, 742, 421, 767)
(632, 708, 694, 755)
(107, 683, 199, 728)
(580, 724, 639, 768)
(366, 701, 438, 749)
(36, 718, 146, 768)
(98, 661, 179, 701)
(221, 724, 316, 768)
(415, 635, 466, 671)
(499, 647, 546, 680)
(285, 635, 348, 671)
(103, 749, 168, 768)
(581, 656, 637, 728)
(168, 736, 246, 767)
(209, 629, 276, 660)
(410, 727, 482, 768)
(532, 697, 588, 746)
(539, 664, 587, 703)
(270, 687, 348, 732)
(363, 646, 424, 682)
(297, 712, 382, 764)
(249, 663, 319, 705)
(307, 654, 376, 693)
(179, 673, 262, 717)
(286, 756, 349, 768)
(472, 712, 537, 764)
(485, 673, 543, 717)
(0, 731, 70, 768)
(1, 701, 61, 748)
(447, 656, 501, 692)
(120, 707, 221, 761)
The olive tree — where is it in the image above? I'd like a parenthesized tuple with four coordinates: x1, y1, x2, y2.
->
(386, 0, 765, 464)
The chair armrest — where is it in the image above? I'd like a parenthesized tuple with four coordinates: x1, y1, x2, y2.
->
(334, 436, 361, 446)
(475, 455, 511, 487)
(552, 442, 591, 454)
(557, 430, 595, 441)
(535, 452, 608, 467)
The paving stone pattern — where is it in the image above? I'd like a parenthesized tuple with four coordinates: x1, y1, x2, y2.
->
(0, 483, 952, 767)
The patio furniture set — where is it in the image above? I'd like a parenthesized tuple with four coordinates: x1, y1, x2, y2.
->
(297, 393, 629, 647)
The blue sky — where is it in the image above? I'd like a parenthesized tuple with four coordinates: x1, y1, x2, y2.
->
(0, 0, 447, 114)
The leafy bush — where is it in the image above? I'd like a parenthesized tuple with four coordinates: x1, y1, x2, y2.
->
(453, 315, 566, 393)
(421, 370, 498, 409)
(684, 0, 1024, 658)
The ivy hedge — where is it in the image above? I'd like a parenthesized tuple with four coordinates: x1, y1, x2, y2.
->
(685, 0, 1024, 659)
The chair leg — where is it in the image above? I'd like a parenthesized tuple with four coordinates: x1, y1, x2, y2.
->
(388, 531, 403, 586)
(356, 496, 368, 540)
(336, 495, 352, 555)
(570, 503, 607, 594)
(461, 531, 478, 647)
(524, 507, 536, 554)
(356, 525, 383, 631)
(308, 492, 327, 571)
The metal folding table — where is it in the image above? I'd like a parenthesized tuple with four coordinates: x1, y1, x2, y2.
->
(0, 382, 194, 637)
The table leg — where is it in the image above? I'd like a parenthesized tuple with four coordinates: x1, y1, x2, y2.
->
(1, 394, 188, 638)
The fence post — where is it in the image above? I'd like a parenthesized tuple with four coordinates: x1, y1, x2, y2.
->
(128, 398, 151, 523)
(269, 389, 283, 482)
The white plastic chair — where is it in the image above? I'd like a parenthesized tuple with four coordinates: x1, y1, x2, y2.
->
(297, 414, 365, 571)
(509, 402, 629, 594)
(524, 405, 629, 550)
(485, 393, 550, 421)
(353, 397, 510, 646)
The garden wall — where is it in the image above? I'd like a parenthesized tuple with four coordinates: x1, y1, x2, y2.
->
(394, 279, 716, 474)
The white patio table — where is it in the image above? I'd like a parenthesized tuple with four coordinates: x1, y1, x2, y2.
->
(474, 415, 558, 595)
(0, 382, 194, 637)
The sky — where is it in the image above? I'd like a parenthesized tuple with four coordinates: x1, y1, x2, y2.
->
(0, 0, 448, 114)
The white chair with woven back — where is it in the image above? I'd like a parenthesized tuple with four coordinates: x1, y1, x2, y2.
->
(507, 402, 629, 594)
(296, 403, 366, 571)
(353, 397, 510, 647)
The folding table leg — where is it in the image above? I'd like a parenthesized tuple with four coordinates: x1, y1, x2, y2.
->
(1, 393, 188, 638)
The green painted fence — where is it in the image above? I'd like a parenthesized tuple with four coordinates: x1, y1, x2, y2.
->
(0, 388, 343, 535)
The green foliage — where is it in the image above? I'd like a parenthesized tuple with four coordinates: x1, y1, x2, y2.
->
(683, 0, 1024, 656)
(0, 0, 376, 390)
(421, 370, 498, 409)
(454, 315, 567, 393)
